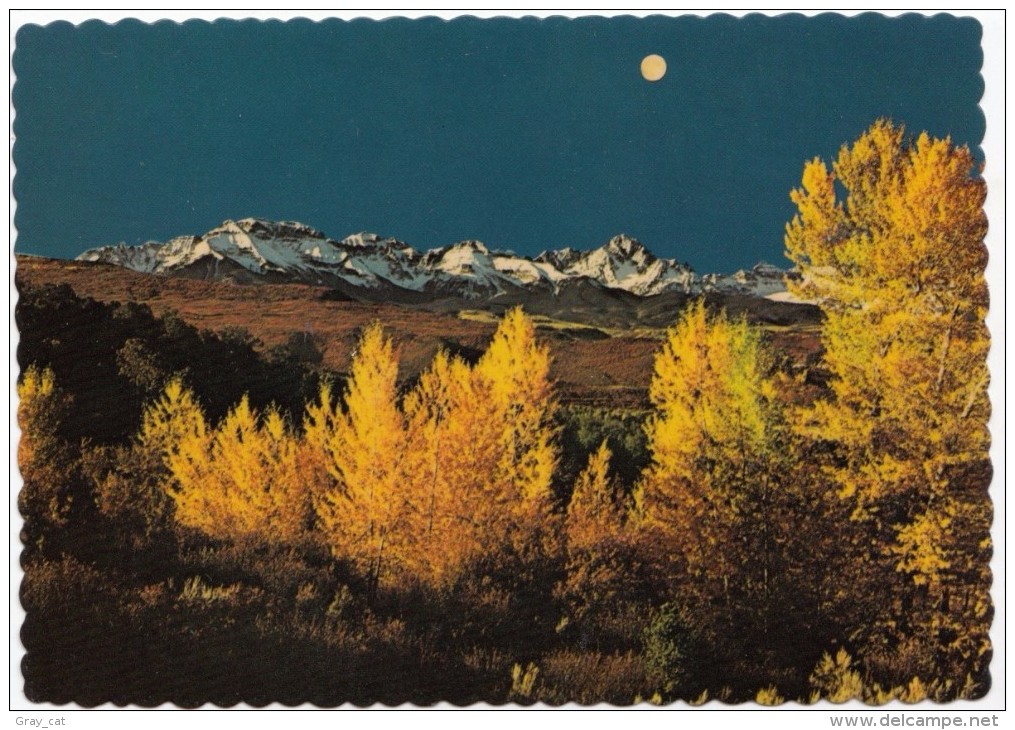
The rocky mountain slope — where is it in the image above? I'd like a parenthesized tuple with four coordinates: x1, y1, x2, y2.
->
(78, 218, 792, 302)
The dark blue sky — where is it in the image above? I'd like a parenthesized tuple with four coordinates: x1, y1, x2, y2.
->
(12, 13, 984, 272)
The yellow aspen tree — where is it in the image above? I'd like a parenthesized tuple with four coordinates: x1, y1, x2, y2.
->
(560, 441, 635, 626)
(401, 349, 494, 587)
(17, 366, 61, 473)
(568, 442, 624, 544)
(315, 323, 409, 592)
(398, 309, 560, 589)
(785, 120, 991, 687)
(86, 376, 198, 541)
(17, 366, 74, 532)
(168, 395, 261, 540)
(403, 343, 539, 588)
(256, 407, 308, 542)
(138, 377, 208, 461)
(165, 394, 306, 542)
(785, 120, 989, 514)
(403, 350, 456, 551)
(399, 351, 451, 586)
(109, 376, 209, 539)
(300, 379, 343, 537)
(140, 378, 209, 511)
(473, 307, 559, 560)
(638, 301, 786, 647)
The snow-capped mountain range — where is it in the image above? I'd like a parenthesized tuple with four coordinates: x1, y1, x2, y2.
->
(77, 218, 790, 300)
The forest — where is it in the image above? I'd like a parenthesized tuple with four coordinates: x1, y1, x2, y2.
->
(16, 121, 992, 706)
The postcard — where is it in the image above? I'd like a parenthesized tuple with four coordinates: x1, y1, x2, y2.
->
(11, 10, 1002, 709)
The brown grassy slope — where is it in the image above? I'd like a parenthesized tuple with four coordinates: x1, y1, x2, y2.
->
(14, 256, 820, 408)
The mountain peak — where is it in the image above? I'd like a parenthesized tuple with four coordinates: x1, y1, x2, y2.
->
(604, 234, 646, 255)
(448, 239, 490, 254)
(218, 218, 328, 241)
(342, 232, 385, 247)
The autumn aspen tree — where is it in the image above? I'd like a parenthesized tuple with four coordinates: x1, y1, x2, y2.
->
(300, 379, 343, 530)
(315, 323, 409, 593)
(473, 307, 559, 561)
(401, 350, 496, 586)
(560, 441, 637, 630)
(401, 309, 559, 587)
(161, 391, 307, 542)
(17, 367, 74, 536)
(640, 301, 778, 588)
(89, 376, 207, 541)
(141, 378, 210, 533)
(785, 120, 991, 688)
(785, 120, 989, 516)
(637, 301, 804, 682)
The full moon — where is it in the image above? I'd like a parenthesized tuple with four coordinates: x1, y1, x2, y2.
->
(640, 54, 667, 82)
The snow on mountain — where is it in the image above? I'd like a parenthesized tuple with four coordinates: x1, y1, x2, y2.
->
(77, 239, 181, 273)
(336, 232, 428, 289)
(79, 219, 342, 276)
(562, 234, 697, 296)
(703, 262, 793, 297)
(77, 219, 789, 300)
(492, 254, 568, 288)
(534, 247, 583, 271)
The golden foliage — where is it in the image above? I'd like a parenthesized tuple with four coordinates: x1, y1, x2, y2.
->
(18, 366, 61, 474)
(639, 301, 781, 596)
(510, 662, 540, 701)
(474, 307, 558, 514)
(559, 442, 638, 624)
(755, 685, 784, 706)
(785, 119, 989, 517)
(398, 307, 560, 587)
(149, 379, 310, 542)
(17, 366, 74, 528)
(809, 648, 865, 703)
(138, 377, 208, 462)
(137, 311, 560, 592)
(401, 349, 498, 586)
(568, 441, 624, 533)
(786, 120, 991, 685)
(314, 323, 409, 589)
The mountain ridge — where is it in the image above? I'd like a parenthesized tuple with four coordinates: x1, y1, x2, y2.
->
(77, 217, 794, 301)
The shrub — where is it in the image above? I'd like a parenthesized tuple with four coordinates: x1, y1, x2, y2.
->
(535, 650, 649, 705)
(642, 603, 700, 698)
